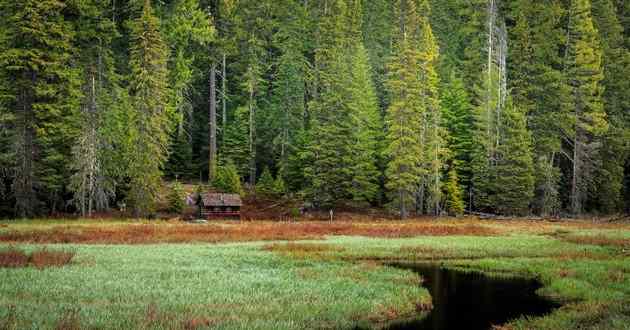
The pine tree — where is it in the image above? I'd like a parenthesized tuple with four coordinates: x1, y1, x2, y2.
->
(417, 5, 447, 216)
(305, 0, 362, 207)
(256, 167, 275, 196)
(591, 0, 630, 212)
(167, 181, 186, 214)
(69, 0, 119, 217)
(347, 43, 383, 205)
(213, 160, 243, 195)
(565, 0, 608, 215)
(385, 0, 427, 218)
(0, 0, 81, 216)
(507, 0, 568, 216)
(493, 99, 535, 216)
(444, 166, 465, 216)
(441, 72, 474, 207)
(127, 0, 171, 216)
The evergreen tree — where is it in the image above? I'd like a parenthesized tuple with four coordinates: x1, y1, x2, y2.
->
(507, 0, 567, 216)
(347, 43, 383, 205)
(256, 167, 275, 196)
(591, 0, 630, 212)
(385, 0, 427, 218)
(417, 5, 447, 216)
(127, 0, 171, 216)
(564, 0, 608, 215)
(167, 181, 186, 214)
(213, 160, 243, 195)
(444, 166, 465, 216)
(441, 72, 474, 206)
(493, 99, 535, 216)
(69, 0, 118, 217)
(0, 0, 81, 216)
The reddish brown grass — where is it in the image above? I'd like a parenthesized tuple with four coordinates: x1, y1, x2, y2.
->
(562, 235, 630, 248)
(30, 249, 75, 269)
(0, 247, 74, 269)
(0, 248, 29, 268)
(0, 221, 499, 245)
(55, 309, 81, 330)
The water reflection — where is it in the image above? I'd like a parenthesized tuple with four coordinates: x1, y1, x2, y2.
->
(385, 263, 560, 330)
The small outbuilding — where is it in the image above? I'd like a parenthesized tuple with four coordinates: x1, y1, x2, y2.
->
(198, 193, 242, 219)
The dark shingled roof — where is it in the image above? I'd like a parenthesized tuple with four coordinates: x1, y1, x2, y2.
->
(200, 193, 242, 207)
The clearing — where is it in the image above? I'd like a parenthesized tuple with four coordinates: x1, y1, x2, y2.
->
(0, 218, 629, 329)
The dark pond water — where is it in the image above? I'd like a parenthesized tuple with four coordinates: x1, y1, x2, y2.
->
(385, 263, 560, 330)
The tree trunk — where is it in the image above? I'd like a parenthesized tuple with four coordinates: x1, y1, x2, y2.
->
(221, 54, 227, 146)
(209, 63, 217, 183)
(249, 80, 256, 187)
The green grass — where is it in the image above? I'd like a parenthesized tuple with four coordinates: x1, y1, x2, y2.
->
(0, 243, 428, 329)
(1, 220, 630, 329)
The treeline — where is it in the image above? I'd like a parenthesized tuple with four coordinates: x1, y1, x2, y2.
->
(0, 0, 628, 218)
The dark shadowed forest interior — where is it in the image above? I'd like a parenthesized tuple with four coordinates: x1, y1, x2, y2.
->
(0, 0, 628, 219)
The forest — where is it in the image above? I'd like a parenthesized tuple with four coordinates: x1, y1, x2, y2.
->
(0, 0, 628, 219)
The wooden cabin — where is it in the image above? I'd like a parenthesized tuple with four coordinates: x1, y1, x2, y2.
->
(198, 193, 242, 219)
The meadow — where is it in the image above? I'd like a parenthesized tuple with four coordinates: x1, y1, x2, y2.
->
(1, 218, 629, 329)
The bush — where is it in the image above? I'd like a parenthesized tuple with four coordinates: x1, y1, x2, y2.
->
(168, 181, 186, 214)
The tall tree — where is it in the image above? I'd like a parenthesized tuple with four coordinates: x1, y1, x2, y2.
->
(493, 99, 535, 215)
(347, 43, 383, 204)
(127, 0, 171, 216)
(385, 0, 441, 218)
(69, 0, 118, 217)
(441, 72, 474, 208)
(0, 0, 81, 217)
(564, 0, 607, 215)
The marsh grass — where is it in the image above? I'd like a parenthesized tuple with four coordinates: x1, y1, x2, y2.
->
(2, 219, 630, 329)
(0, 247, 74, 268)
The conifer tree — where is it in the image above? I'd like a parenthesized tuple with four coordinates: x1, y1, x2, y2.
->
(69, 0, 119, 217)
(493, 99, 535, 216)
(127, 0, 171, 216)
(441, 73, 474, 206)
(256, 167, 275, 196)
(565, 0, 608, 215)
(417, 5, 447, 215)
(213, 160, 243, 195)
(385, 0, 427, 218)
(444, 166, 465, 216)
(347, 43, 383, 204)
(0, 0, 81, 216)
(305, 0, 367, 207)
(591, 0, 630, 212)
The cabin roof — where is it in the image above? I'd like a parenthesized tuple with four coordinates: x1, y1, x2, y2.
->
(200, 193, 242, 207)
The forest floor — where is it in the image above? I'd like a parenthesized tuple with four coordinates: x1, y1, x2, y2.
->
(0, 217, 629, 329)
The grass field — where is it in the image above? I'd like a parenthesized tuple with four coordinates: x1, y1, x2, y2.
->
(1, 218, 629, 329)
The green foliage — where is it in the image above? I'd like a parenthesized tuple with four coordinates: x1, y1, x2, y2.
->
(126, 0, 171, 216)
(167, 181, 186, 214)
(256, 167, 275, 196)
(444, 167, 465, 216)
(213, 161, 242, 195)
(272, 175, 287, 196)
(385, 0, 433, 218)
(0, 0, 82, 216)
(493, 100, 535, 216)
(565, 0, 608, 214)
(441, 73, 474, 198)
